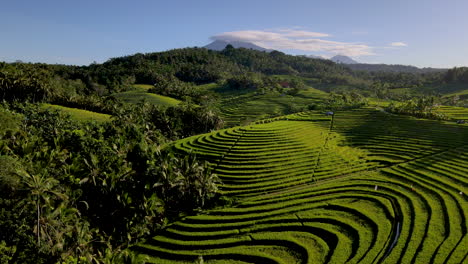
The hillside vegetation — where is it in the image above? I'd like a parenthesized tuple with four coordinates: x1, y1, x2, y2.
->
(135, 108, 468, 264)
(0, 46, 467, 263)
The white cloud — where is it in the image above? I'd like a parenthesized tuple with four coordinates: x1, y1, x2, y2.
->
(277, 29, 330, 38)
(390, 42, 408, 47)
(212, 30, 284, 43)
(211, 29, 374, 57)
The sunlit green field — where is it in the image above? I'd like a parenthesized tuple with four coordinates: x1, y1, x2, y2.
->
(133, 108, 468, 264)
(444, 89, 468, 98)
(113, 84, 181, 106)
(436, 105, 468, 120)
(41, 104, 111, 122)
(220, 88, 327, 127)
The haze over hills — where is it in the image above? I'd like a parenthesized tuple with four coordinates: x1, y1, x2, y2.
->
(204, 40, 446, 73)
(205, 40, 359, 65)
(330, 55, 358, 64)
(325, 55, 446, 73)
(204, 40, 273, 52)
(305, 54, 327, 60)
(347, 63, 446, 73)
(328, 54, 446, 73)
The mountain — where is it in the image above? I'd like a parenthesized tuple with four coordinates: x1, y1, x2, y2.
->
(204, 40, 272, 52)
(330, 55, 358, 64)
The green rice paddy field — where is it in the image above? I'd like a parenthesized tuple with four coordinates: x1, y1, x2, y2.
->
(113, 84, 181, 106)
(133, 107, 468, 264)
(436, 106, 468, 121)
(220, 88, 327, 127)
(41, 104, 111, 122)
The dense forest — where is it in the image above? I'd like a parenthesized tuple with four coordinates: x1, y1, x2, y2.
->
(1, 46, 467, 263)
(0, 101, 225, 263)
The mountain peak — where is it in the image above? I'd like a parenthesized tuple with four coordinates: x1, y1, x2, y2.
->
(330, 55, 358, 64)
(204, 40, 272, 52)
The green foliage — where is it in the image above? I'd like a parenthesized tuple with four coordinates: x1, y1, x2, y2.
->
(0, 63, 54, 102)
(49, 77, 87, 99)
(0, 48, 460, 111)
(148, 74, 203, 102)
(50, 94, 120, 114)
(1, 43, 468, 264)
(385, 97, 448, 120)
(0, 241, 16, 264)
(225, 73, 267, 90)
(109, 101, 224, 140)
(0, 106, 22, 135)
(0, 156, 22, 192)
(443, 66, 468, 83)
(319, 91, 368, 111)
(151, 152, 220, 212)
(0, 102, 224, 263)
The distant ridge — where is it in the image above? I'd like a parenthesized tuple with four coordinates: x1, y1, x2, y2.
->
(330, 55, 358, 64)
(327, 55, 446, 73)
(305, 55, 327, 60)
(204, 40, 273, 52)
(345, 63, 446, 73)
(202, 42, 445, 73)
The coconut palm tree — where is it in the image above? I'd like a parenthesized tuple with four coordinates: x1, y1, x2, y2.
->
(152, 153, 183, 203)
(179, 154, 220, 208)
(18, 169, 66, 248)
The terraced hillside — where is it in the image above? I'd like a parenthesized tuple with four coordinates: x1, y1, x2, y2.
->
(436, 106, 468, 121)
(134, 108, 468, 264)
(220, 89, 326, 127)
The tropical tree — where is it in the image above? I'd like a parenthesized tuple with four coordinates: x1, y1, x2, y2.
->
(17, 169, 66, 249)
(179, 154, 220, 208)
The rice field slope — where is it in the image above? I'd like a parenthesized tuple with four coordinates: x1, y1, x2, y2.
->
(442, 88, 468, 99)
(134, 108, 468, 264)
(220, 89, 327, 127)
(113, 85, 181, 107)
(41, 103, 111, 122)
(435, 106, 468, 121)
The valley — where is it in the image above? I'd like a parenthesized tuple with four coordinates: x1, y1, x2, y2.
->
(1, 45, 467, 264)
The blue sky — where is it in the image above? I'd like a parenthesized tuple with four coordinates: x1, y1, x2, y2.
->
(1, 0, 467, 68)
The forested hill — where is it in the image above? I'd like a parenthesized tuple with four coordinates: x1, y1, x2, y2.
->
(83, 46, 458, 94)
(1, 46, 468, 106)
(346, 63, 446, 74)
(100, 46, 354, 85)
(1, 45, 468, 264)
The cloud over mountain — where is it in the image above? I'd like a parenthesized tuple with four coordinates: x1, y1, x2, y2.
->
(390, 42, 408, 47)
(211, 29, 374, 57)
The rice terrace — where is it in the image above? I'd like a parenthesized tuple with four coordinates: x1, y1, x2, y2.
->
(134, 108, 468, 263)
(1, 1, 468, 264)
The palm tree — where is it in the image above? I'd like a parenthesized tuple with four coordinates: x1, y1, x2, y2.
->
(200, 108, 215, 132)
(18, 169, 66, 248)
(153, 153, 183, 203)
(179, 154, 220, 208)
